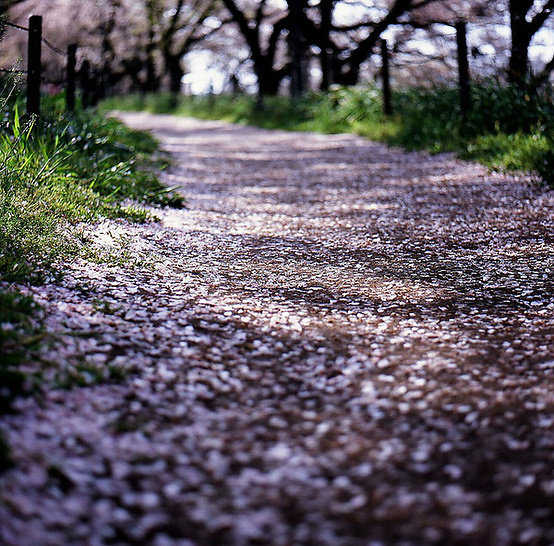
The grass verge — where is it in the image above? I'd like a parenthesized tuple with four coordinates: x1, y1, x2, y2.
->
(0, 87, 181, 469)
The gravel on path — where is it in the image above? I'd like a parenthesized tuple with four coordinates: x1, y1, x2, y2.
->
(1, 113, 553, 546)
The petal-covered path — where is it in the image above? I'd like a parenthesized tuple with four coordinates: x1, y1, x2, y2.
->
(1, 113, 553, 546)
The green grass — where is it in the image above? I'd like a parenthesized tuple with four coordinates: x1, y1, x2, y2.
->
(1, 93, 183, 284)
(0, 84, 183, 469)
(101, 84, 554, 187)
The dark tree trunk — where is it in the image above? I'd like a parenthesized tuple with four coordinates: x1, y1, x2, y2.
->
(456, 21, 471, 118)
(288, 0, 308, 97)
(258, 69, 282, 96)
(166, 57, 184, 94)
(143, 0, 160, 93)
(169, 69, 183, 94)
(508, 0, 532, 86)
(99, 2, 119, 97)
(145, 66, 159, 92)
(221, 0, 289, 98)
(121, 57, 143, 92)
(331, 0, 416, 88)
(319, 0, 333, 91)
(334, 64, 360, 86)
(380, 39, 392, 116)
(144, 47, 159, 93)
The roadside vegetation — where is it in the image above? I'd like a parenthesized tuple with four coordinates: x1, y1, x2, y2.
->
(0, 83, 181, 468)
(102, 83, 554, 187)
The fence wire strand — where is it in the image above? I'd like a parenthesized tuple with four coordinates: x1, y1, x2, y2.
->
(3, 21, 29, 32)
(4, 20, 65, 56)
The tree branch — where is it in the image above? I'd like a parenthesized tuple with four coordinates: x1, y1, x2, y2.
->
(528, 0, 554, 37)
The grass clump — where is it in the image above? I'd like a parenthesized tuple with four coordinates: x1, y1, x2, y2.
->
(39, 94, 183, 209)
(0, 92, 182, 284)
(0, 82, 181, 468)
(102, 83, 553, 187)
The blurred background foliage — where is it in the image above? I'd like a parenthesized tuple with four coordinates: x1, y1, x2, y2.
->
(103, 83, 554, 187)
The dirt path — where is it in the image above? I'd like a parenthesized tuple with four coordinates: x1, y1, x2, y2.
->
(1, 113, 553, 546)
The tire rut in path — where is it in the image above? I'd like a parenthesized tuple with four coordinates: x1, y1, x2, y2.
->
(1, 113, 553, 546)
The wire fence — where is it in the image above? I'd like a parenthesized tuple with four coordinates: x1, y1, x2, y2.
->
(4, 20, 65, 57)
(1, 15, 100, 116)
(2, 14, 476, 119)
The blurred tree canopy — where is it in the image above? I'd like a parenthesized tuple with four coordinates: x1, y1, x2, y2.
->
(1, 0, 552, 95)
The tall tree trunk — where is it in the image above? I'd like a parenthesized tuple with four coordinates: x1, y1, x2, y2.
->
(221, 0, 288, 98)
(253, 57, 284, 97)
(508, 0, 532, 86)
(319, 0, 333, 91)
(144, 55, 159, 92)
(144, 0, 160, 93)
(288, 0, 308, 97)
(99, 0, 120, 97)
(166, 56, 183, 94)
(122, 58, 143, 92)
(331, 0, 415, 87)
(334, 64, 360, 86)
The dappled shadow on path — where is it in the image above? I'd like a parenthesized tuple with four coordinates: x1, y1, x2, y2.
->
(2, 260, 553, 545)
(126, 114, 553, 543)
(1, 112, 553, 546)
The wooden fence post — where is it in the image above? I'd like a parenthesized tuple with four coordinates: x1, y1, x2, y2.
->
(66, 44, 77, 112)
(381, 39, 392, 116)
(26, 15, 42, 117)
(456, 21, 471, 119)
(90, 70, 99, 106)
(80, 59, 90, 108)
(93, 68, 107, 104)
(97, 70, 107, 102)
